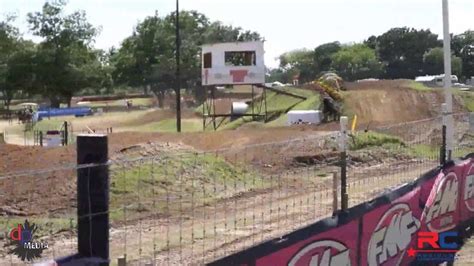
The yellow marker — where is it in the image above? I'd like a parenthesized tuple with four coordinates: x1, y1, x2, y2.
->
(351, 114, 357, 133)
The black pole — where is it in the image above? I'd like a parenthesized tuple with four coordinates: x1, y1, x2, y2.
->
(175, 0, 181, 132)
(341, 151, 348, 211)
(440, 125, 447, 165)
(64, 121, 68, 146)
(76, 134, 109, 265)
(39, 131, 43, 147)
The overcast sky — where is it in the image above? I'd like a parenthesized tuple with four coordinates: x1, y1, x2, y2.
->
(1, 0, 473, 68)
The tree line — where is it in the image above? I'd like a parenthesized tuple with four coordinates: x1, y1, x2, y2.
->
(0, 0, 260, 109)
(269, 28, 474, 84)
(1, 1, 473, 110)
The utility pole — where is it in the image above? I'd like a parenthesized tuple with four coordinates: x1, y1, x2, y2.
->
(442, 0, 453, 160)
(175, 0, 182, 132)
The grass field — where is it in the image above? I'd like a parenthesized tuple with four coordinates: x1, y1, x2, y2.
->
(86, 97, 153, 108)
(265, 94, 321, 127)
(109, 149, 267, 221)
(218, 87, 318, 130)
(456, 90, 474, 112)
(408, 80, 435, 92)
(349, 131, 472, 160)
(349, 131, 404, 150)
(3, 109, 203, 145)
(124, 118, 202, 133)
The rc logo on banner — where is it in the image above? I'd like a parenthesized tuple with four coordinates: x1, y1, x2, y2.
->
(408, 231, 460, 262)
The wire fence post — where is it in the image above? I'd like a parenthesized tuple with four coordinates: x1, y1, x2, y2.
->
(39, 131, 43, 147)
(339, 116, 348, 211)
(64, 121, 69, 146)
(332, 171, 339, 214)
(441, 103, 447, 165)
(470, 112, 474, 132)
(77, 134, 109, 265)
(117, 256, 126, 266)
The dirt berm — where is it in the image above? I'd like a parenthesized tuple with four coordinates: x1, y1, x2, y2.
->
(343, 79, 465, 126)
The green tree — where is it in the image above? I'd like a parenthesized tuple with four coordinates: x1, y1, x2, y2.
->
(266, 68, 287, 83)
(27, 0, 99, 107)
(376, 27, 440, 78)
(459, 45, 474, 80)
(112, 10, 261, 108)
(423, 47, 462, 77)
(313, 42, 341, 75)
(202, 21, 260, 43)
(331, 44, 384, 81)
(273, 42, 341, 84)
(0, 16, 34, 110)
(278, 49, 316, 83)
(452, 31, 474, 80)
(0, 16, 18, 110)
(364, 35, 377, 50)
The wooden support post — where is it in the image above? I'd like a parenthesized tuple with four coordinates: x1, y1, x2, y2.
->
(339, 116, 348, 211)
(264, 86, 267, 122)
(77, 134, 109, 265)
(203, 88, 206, 131)
(211, 87, 216, 130)
(251, 85, 255, 120)
(117, 256, 126, 266)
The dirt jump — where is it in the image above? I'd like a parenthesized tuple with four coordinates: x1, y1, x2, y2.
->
(343, 80, 465, 126)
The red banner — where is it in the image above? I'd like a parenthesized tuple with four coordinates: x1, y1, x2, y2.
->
(460, 158, 474, 222)
(208, 155, 474, 266)
(360, 187, 422, 266)
(256, 219, 359, 266)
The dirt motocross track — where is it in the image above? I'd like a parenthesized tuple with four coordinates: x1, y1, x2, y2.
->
(344, 79, 465, 125)
(0, 80, 468, 215)
(0, 79, 471, 264)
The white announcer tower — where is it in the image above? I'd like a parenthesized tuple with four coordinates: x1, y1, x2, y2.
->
(201, 41, 265, 86)
(201, 41, 267, 130)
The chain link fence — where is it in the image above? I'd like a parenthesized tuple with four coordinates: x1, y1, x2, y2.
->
(0, 113, 472, 265)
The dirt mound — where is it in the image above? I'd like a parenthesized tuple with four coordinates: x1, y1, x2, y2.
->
(343, 80, 465, 126)
(108, 126, 330, 152)
(124, 108, 198, 126)
(0, 126, 333, 175)
(0, 144, 74, 174)
(344, 79, 408, 91)
(0, 127, 336, 218)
